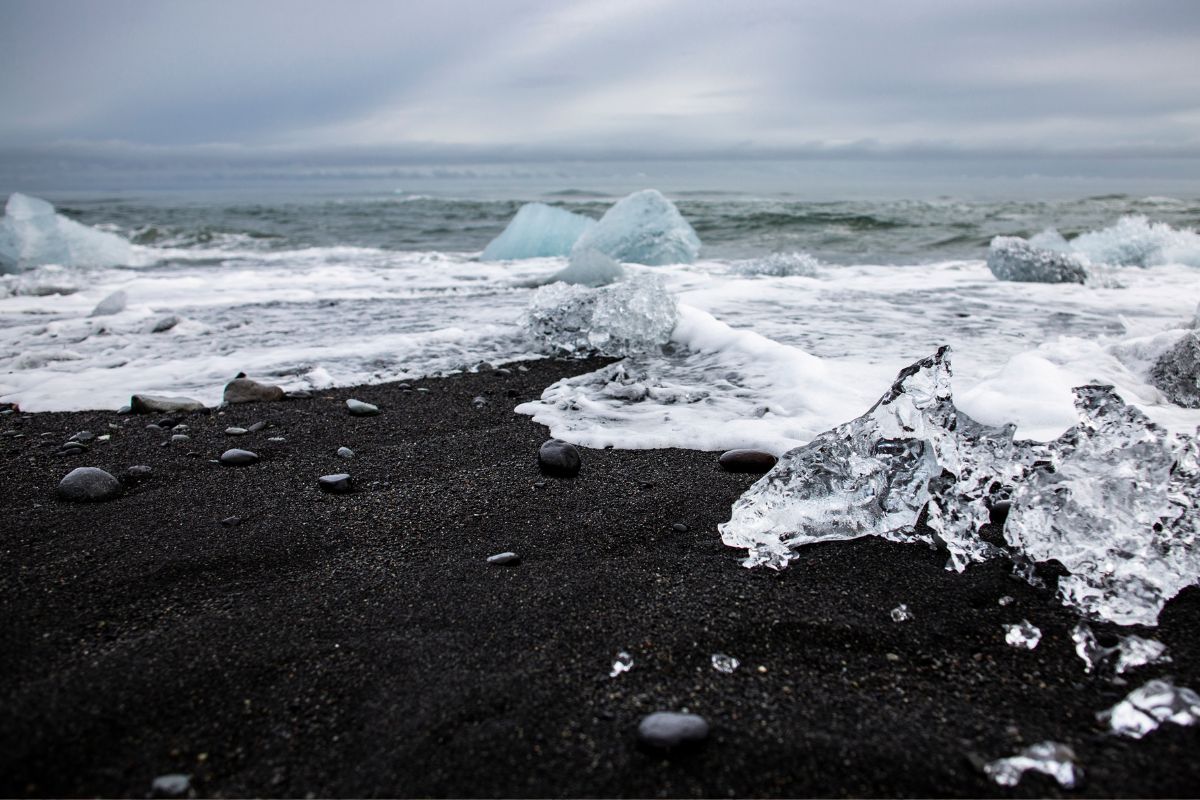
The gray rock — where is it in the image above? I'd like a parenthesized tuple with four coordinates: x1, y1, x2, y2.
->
(285, 390, 312, 399)
(538, 439, 581, 478)
(130, 394, 205, 414)
(247, 421, 267, 433)
(69, 430, 96, 443)
(318, 473, 353, 494)
(170, 434, 190, 443)
(223, 377, 285, 404)
(672, 522, 689, 533)
(637, 711, 710, 750)
(718, 449, 778, 474)
(123, 464, 152, 483)
(219, 449, 258, 466)
(987, 237, 1088, 284)
(225, 427, 249, 436)
(472, 395, 488, 408)
(1149, 330, 1200, 408)
(150, 773, 191, 798)
(57, 467, 122, 502)
(149, 314, 180, 333)
(336, 446, 355, 459)
(346, 398, 379, 416)
(487, 551, 520, 565)
(88, 289, 127, 317)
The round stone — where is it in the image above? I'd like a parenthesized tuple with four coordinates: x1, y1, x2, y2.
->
(538, 439, 581, 478)
(718, 449, 778, 474)
(637, 712, 710, 750)
(225, 427, 249, 436)
(150, 773, 191, 799)
(672, 522, 689, 533)
(57, 467, 122, 502)
(346, 399, 379, 416)
(123, 464, 153, 483)
(219, 449, 258, 466)
(171, 434, 190, 443)
(318, 473, 353, 494)
(223, 377, 285, 404)
(487, 551, 520, 565)
(336, 446, 355, 459)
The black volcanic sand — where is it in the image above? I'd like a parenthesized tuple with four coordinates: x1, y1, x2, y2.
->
(2, 357, 1199, 798)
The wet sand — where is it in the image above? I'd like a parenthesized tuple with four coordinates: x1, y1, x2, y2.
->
(2, 357, 1198, 797)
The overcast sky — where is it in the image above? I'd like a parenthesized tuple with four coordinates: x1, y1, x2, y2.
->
(2, 0, 1198, 164)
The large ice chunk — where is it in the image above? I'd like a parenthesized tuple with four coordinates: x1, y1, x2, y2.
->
(0, 193, 133, 272)
(571, 189, 701, 265)
(481, 202, 595, 261)
(1004, 386, 1200, 626)
(521, 273, 678, 357)
(986, 236, 1088, 284)
(719, 347, 1014, 570)
(1099, 679, 1200, 739)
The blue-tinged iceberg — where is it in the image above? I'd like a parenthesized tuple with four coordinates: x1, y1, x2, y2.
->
(0, 193, 133, 272)
(544, 248, 625, 287)
(480, 202, 595, 261)
(572, 189, 701, 265)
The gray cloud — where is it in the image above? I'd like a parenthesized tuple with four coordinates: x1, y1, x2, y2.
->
(1, 0, 1198, 162)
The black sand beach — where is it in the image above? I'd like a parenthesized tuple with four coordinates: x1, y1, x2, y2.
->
(2, 358, 1199, 798)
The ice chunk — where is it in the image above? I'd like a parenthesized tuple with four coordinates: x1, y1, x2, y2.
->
(983, 741, 1081, 789)
(0, 193, 133, 272)
(986, 236, 1088, 284)
(1071, 215, 1200, 267)
(1071, 623, 1170, 675)
(710, 653, 740, 673)
(1099, 679, 1200, 739)
(1149, 329, 1200, 408)
(544, 248, 625, 287)
(1003, 620, 1042, 649)
(732, 251, 819, 277)
(1028, 227, 1072, 252)
(610, 651, 633, 677)
(480, 202, 595, 261)
(1004, 386, 1200, 626)
(890, 604, 913, 622)
(571, 189, 701, 265)
(89, 290, 127, 317)
(719, 347, 1014, 570)
(521, 273, 678, 357)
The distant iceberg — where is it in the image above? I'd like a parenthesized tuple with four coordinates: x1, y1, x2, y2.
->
(481, 202, 595, 261)
(0, 193, 133, 272)
(987, 236, 1088, 284)
(572, 189, 701, 265)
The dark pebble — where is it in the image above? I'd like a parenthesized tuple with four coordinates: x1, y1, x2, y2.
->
(472, 395, 488, 408)
(247, 421, 267, 433)
(672, 522, 689, 533)
(123, 465, 153, 483)
(538, 439, 581, 478)
(285, 390, 312, 399)
(318, 473, 353, 494)
(336, 447, 355, 459)
(637, 711, 710, 750)
(219, 449, 259, 466)
(223, 377, 285, 404)
(487, 551, 520, 565)
(220, 516, 242, 527)
(989, 499, 1012, 526)
(69, 430, 96, 443)
(57, 467, 122, 502)
(718, 449, 778, 474)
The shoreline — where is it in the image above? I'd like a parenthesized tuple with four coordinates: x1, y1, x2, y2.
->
(2, 357, 1199, 797)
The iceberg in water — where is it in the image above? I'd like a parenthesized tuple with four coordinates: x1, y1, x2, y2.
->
(986, 236, 1088, 284)
(480, 202, 595, 261)
(720, 347, 1200, 625)
(521, 273, 678, 357)
(0, 193, 133, 272)
(543, 248, 625, 287)
(571, 189, 701, 265)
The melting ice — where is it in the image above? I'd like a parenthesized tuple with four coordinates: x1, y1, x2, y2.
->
(1099, 679, 1200, 739)
(1071, 623, 1170, 675)
(983, 741, 1081, 789)
(0, 193, 134, 271)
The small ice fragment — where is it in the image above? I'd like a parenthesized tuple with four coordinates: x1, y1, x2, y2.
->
(150, 773, 191, 798)
(998, 595, 1015, 606)
(1003, 620, 1042, 649)
(711, 653, 740, 674)
(544, 248, 625, 287)
(610, 650, 633, 677)
(1071, 623, 1170, 675)
(731, 251, 819, 277)
(983, 741, 1081, 789)
(89, 289, 127, 317)
(890, 604, 913, 623)
(1099, 678, 1200, 739)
